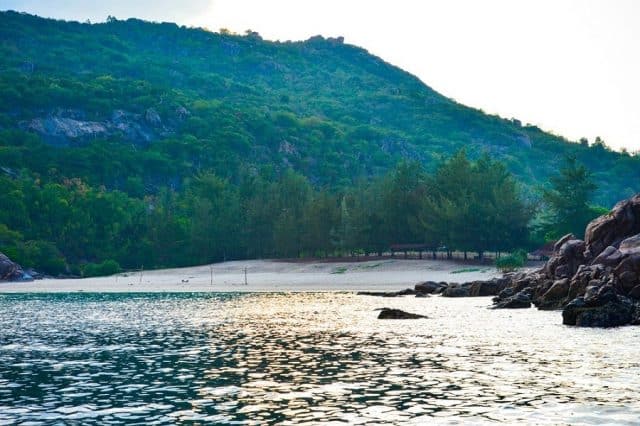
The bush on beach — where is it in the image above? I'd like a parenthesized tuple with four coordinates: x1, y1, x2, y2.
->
(495, 249, 528, 272)
(82, 259, 121, 277)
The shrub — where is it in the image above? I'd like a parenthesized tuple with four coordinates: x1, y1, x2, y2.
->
(82, 259, 121, 277)
(496, 249, 528, 272)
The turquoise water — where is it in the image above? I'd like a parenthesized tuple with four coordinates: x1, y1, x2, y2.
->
(0, 292, 639, 425)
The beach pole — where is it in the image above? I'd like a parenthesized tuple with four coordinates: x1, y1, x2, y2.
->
(210, 265, 214, 286)
(139, 265, 144, 285)
(244, 267, 248, 285)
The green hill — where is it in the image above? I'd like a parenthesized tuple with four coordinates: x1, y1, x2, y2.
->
(1, 11, 637, 205)
(0, 11, 638, 274)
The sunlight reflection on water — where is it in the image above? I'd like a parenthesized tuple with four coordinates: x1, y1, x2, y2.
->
(0, 292, 639, 424)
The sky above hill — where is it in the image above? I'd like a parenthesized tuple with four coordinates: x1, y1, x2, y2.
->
(3, 0, 640, 151)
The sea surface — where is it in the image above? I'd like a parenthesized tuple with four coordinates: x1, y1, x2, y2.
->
(0, 292, 639, 425)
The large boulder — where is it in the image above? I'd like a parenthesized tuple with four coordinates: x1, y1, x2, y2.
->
(545, 239, 586, 279)
(441, 283, 470, 297)
(591, 245, 623, 267)
(562, 286, 634, 327)
(493, 289, 532, 309)
(567, 264, 609, 301)
(441, 277, 511, 298)
(469, 280, 497, 297)
(584, 195, 640, 261)
(613, 254, 640, 291)
(619, 234, 640, 256)
(553, 233, 575, 252)
(0, 253, 32, 282)
(414, 281, 448, 294)
(536, 278, 570, 310)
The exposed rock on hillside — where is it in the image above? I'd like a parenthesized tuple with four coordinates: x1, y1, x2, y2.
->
(23, 107, 187, 146)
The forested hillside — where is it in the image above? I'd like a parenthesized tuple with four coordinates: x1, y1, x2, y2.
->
(0, 11, 638, 275)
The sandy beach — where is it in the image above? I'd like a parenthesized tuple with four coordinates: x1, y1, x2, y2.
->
(0, 258, 508, 293)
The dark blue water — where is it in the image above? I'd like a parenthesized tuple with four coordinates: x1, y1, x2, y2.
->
(0, 292, 639, 424)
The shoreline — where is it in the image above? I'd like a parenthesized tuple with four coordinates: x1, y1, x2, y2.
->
(0, 258, 533, 293)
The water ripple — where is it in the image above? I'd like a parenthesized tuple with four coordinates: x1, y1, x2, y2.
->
(0, 292, 638, 424)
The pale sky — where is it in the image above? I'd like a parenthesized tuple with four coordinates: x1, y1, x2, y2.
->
(3, 0, 640, 151)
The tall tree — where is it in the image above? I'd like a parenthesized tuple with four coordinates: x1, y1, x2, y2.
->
(542, 156, 597, 238)
(424, 150, 532, 257)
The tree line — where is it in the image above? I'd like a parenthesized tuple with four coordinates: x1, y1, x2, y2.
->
(1, 149, 602, 276)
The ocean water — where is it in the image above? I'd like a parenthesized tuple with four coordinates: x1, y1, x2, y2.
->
(0, 292, 639, 425)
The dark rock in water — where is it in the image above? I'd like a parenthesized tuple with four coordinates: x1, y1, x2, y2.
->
(493, 290, 532, 309)
(442, 283, 470, 297)
(415, 292, 429, 298)
(542, 278, 569, 301)
(0, 252, 32, 282)
(357, 288, 416, 297)
(562, 297, 586, 326)
(562, 287, 634, 327)
(469, 279, 499, 296)
(357, 291, 393, 297)
(377, 308, 426, 319)
(567, 286, 634, 327)
(414, 281, 448, 294)
(494, 286, 515, 303)
(443, 277, 509, 298)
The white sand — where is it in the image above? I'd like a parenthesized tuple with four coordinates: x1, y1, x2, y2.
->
(0, 259, 504, 293)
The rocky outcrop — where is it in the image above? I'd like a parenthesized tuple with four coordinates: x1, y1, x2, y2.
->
(441, 283, 470, 297)
(28, 116, 108, 143)
(562, 286, 634, 327)
(361, 200, 640, 326)
(377, 308, 426, 319)
(441, 277, 511, 298)
(414, 281, 448, 294)
(493, 289, 532, 309)
(0, 253, 32, 282)
(492, 194, 640, 327)
(23, 107, 190, 146)
(583, 196, 640, 261)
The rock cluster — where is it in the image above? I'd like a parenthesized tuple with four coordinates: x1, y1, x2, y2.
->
(0, 253, 32, 282)
(439, 277, 512, 298)
(492, 194, 640, 327)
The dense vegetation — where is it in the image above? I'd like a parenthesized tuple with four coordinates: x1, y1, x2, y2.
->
(1, 151, 534, 275)
(0, 12, 636, 275)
